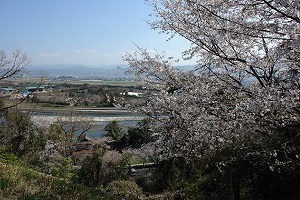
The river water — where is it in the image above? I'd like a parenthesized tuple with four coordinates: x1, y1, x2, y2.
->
(30, 109, 144, 139)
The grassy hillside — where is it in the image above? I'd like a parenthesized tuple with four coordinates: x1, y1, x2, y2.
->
(0, 147, 114, 200)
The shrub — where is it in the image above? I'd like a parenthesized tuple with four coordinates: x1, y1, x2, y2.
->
(78, 150, 103, 187)
(51, 157, 74, 179)
(107, 180, 143, 199)
(104, 121, 123, 141)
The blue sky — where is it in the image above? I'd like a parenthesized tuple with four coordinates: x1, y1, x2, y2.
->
(1, 0, 195, 66)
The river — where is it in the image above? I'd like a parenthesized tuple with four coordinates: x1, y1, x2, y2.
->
(29, 108, 144, 139)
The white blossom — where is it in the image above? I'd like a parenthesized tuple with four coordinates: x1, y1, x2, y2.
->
(123, 0, 300, 166)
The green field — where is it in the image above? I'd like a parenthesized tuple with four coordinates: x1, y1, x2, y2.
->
(4, 78, 142, 87)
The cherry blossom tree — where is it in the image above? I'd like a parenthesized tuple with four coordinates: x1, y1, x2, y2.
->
(148, 0, 299, 87)
(123, 0, 300, 170)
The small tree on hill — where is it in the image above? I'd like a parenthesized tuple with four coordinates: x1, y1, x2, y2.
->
(121, 118, 152, 148)
(0, 109, 46, 160)
(105, 120, 123, 141)
(78, 150, 103, 187)
(47, 111, 94, 157)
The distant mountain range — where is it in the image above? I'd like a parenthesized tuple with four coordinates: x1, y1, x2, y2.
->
(23, 64, 196, 79)
(23, 64, 131, 79)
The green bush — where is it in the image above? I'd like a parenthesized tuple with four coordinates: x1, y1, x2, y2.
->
(105, 121, 123, 141)
(51, 157, 74, 179)
(78, 150, 103, 187)
(107, 180, 143, 199)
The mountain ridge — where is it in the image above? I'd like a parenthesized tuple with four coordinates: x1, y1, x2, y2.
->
(24, 64, 196, 78)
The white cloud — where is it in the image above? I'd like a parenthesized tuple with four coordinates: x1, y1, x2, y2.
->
(84, 49, 98, 55)
(38, 51, 62, 57)
(102, 52, 113, 57)
(75, 49, 99, 55)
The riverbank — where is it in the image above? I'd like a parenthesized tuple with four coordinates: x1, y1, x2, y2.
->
(20, 107, 133, 115)
(31, 115, 143, 126)
(27, 107, 143, 137)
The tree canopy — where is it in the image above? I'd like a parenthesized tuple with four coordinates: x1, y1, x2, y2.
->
(123, 1, 300, 197)
(124, 0, 300, 166)
(105, 120, 123, 141)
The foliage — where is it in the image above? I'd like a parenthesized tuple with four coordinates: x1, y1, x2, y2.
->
(0, 146, 113, 199)
(123, 0, 300, 198)
(0, 109, 46, 161)
(118, 118, 152, 148)
(78, 150, 103, 187)
(130, 118, 152, 145)
(78, 149, 132, 188)
(104, 120, 123, 141)
(148, 0, 299, 83)
(47, 111, 94, 157)
(0, 98, 4, 108)
(106, 180, 143, 199)
(0, 146, 23, 165)
(97, 94, 115, 107)
(124, 0, 300, 159)
(51, 157, 75, 179)
(149, 123, 300, 199)
(101, 151, 132, 186)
